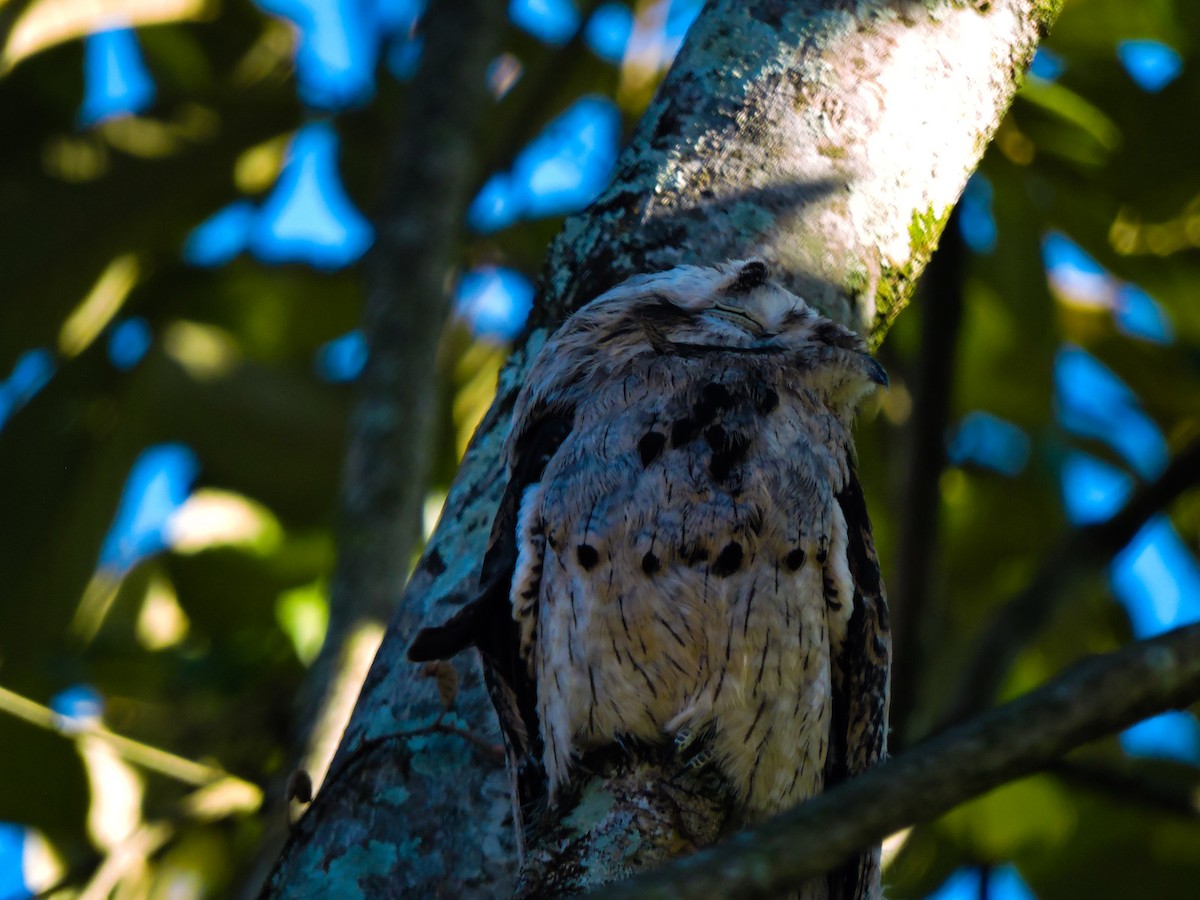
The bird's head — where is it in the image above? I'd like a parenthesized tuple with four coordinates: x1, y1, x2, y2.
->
(535, 259, 887, 416)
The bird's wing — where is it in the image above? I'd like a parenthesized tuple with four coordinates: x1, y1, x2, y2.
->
(408, 403, 575, 820)
(825, 460, 891, 900)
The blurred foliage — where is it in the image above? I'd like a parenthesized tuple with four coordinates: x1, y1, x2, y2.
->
(0, 0, 1198, 897)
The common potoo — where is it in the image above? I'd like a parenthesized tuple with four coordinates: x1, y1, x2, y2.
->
(411, 260, 890, 898)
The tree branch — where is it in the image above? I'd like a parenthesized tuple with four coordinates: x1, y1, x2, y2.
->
(0, 683, 258, 794)
(595, 623, 1200, 899)
(1048, 758, 1200, 819)
(942, 435, 1200, 728)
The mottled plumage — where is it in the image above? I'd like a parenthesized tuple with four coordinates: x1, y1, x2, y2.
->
(411, 260, 890, 898)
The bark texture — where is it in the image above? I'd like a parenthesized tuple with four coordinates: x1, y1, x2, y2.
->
(266, 0, 1063, 895)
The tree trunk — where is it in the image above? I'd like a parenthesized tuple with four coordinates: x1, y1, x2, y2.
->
(264, 0, 1064, 895)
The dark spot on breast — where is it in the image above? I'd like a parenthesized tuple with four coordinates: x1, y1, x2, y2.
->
(701, 382, 735, 409)
(713, 542, 743, 577)
(689, 382, 736, 431)
(705, 426, 752, 483)
(420, 549, 447, 577)
(816, 545, 828, 565)
(681, 542, 709, 565)
(577, 544, 599, 570)
(671, 416, 699, 447)
(785, 548, 806, 570)
(638, 431, 667, 466)
(642, 552, 661, 575)
(755, 386, 779, 415)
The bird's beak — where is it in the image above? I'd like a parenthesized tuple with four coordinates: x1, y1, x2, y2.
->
(862, 355, 889, 388)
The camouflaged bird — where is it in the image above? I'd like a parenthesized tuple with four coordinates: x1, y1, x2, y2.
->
(410, 259, 890, 899)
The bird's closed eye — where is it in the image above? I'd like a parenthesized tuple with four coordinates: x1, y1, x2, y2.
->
(708, 305, 766, 336)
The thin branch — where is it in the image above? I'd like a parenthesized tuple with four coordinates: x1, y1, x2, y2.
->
(941, 435, 1200, 728)
(0, 682, 257, 792)
(29, 775, 263, 899)
(78, 822, 174, 900)
(596, 623, 1200, 899)
(1048, 758, 1200, 819)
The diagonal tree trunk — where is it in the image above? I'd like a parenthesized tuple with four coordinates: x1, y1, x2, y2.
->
(264, 1, 1064, 895)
